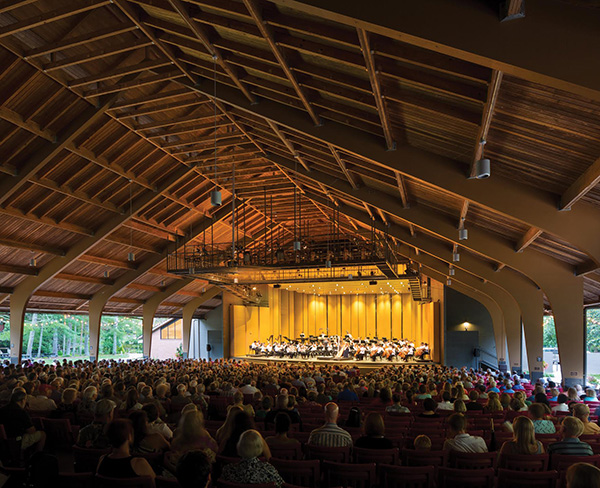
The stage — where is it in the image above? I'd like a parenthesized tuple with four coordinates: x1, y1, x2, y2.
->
(233, 354, 435, 372)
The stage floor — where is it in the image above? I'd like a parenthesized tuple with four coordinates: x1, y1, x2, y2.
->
(233, 355, 435, 371)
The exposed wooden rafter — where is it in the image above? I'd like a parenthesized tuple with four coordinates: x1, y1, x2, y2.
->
(515, 227, 543, 253)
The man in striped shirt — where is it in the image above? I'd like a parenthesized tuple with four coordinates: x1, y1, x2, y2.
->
(547, 417, 594, 456)
(307, 402, 353, 447)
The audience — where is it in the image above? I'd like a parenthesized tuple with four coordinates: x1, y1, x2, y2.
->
(76, 398, 114, 449)
(443, 413, 488, 453)
(307, 402, 353, 447)
(499, 416, 544, 462)
(355, 412, 393, 449)
(265, 412, 301, 450)
(221, 430, 283, 487)
(129, 410, 170, 454)
(176, 450, 212, 488)
(573, 403, 600, 435)
(566, 462, 600, 488)
(529, 403, 556, 434)
(414, 434, 432, 451)
(547, 417, 593, 456)
(0, 389, 46, 452)
(97, 419, 155, 482)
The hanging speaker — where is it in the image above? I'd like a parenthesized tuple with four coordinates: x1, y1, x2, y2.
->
(475, 158, 491, 179)
(452, 252, 460, 262)
(293, 240, 302, 251)
(449, 267, 455, 276)
(210, 190, 222, 206)
(458, 228, 468, 240)
(206, 344, 212, 352)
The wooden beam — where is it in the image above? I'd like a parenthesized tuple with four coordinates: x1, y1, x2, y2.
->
(0, 263, 37, 276)
(82, 71, 185, 99)
(409, 224, 417, 238)
(24, 25, 138, 59)
(470, 69, 503, 177)
(495, 263, 506, 272)
(55, 272, 113, 285)
(34, 290, 91, 301)
(394, 172, 410, 209)
(69, 59, 173, 88)
(78, 255, 137, 270)
(363, 202, 375, 220)
(116, 99, 209, 120)
(458, 200, 469, 230)
(515, 227, 542, 253)
(0, 0, 37, 15)
(0, 238, 65, 256)
(267, 120, 311, 172)
(560, 157, 600, 210)
(109, 87, 191, 111)
(242, 0, 320, 126)
(167, 0, 256, 103)
(329, 144, 359, 189)
(356, 28, 395, 150)
(0, 1, 110, 39)
(500, 0, 525, 22)
(0, 106, 56, 141)
(128, 283, 162, 292)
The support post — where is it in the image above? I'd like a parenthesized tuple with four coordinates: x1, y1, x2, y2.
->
(9, 292, 28, 363)
(182, 286, 221, 358)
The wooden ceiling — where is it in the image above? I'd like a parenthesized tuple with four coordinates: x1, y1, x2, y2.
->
(0, 0, 599, 317)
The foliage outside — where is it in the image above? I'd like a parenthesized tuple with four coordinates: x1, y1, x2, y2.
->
(0, 312, 143, 359)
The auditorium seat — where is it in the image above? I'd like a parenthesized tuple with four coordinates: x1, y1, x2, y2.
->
(401, 449, 448, 468)
(304, 445, 351, 463)
(437, 467, 495, 488)
(58, 472, 95, 488)
(448, 451, 497, 470)
(353, 447, 400, 465)
(550, 453, 600, 471)
(267, 442, 303, 460)
(322, 461, 376, 488)
(270, 458, 320, 487)
(41, 418, 76, 449)
(95, 475, 154, 488)
(72, 445, 111, 472)
(500, 453, 550, 471)
(379, 465, 435, 488)
(496, 469, 559, 488)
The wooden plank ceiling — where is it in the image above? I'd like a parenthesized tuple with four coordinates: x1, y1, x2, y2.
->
(0, 0, 599, 315)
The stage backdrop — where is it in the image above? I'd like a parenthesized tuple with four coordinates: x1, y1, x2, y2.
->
(231, 280, 443, 362)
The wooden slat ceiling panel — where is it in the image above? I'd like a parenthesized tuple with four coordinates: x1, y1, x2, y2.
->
(530, 233, 589, 267)
(465, 203, 529, 242)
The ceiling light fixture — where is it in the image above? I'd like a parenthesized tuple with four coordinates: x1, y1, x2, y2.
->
(452, 252, 460, 262)
(458, 228, 468, 240)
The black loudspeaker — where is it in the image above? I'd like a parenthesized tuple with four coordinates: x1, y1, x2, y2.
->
(206, 344, 212, 352)
(473, 348, 480, 357)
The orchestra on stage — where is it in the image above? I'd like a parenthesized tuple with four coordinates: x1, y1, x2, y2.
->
(249, 333, 430, 362)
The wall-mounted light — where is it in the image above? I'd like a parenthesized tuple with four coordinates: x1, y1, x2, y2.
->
(463, 321, 470, 331)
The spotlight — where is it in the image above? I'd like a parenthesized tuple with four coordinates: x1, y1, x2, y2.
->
(475, 158, 491, 179)
(452, 252, 460, 262)
(273, 284, 281, 289)
(369, 280, 377, 286)
(210, 190, 222, 206)
(459, 228, 468, 240)
(128, 252, 135, 262)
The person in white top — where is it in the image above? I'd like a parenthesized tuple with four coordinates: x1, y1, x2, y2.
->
(436, 391, 454, 411)
(443, 413, 488, 453)
(552, 393, 570, 414)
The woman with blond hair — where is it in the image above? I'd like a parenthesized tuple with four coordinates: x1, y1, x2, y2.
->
(453, 400, 467, 414)
(566, 462, 600, 488)
(499, 416, 544, 463)
(484, 393, 504, 413)
(355, 412, 394, 449)
(215, 406, 244, 447)
(455, 384, 469, 401)
(166, 409, 218, 472)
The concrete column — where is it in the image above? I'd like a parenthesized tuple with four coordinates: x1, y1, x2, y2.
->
(182, 287, 221, 358)
(549, 277, 585, 387)
(9, 293, 29, 364)
(88, 296, 108, 362)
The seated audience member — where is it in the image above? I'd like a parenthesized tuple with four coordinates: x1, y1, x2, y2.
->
(77, 386, 97, 417)
(547, 417, 594, 456)
(0, 389, 46, 452)
(529, 403, 556, 434)
(220, 411, 257, 457)
(573, 403, 600, 435)
(316, 383, 331, 404)
(28, 385, 57, 411)
(307, 402, 353, 448)
(222, 430, 283, 487)
(344, 406, 362, 427)
(143, 403, 173, 440)
(487, 380, 500, 393)
(583, 389, 598, 402)
(415, 384, 431, 400)
(509, 396, 527, 412)
(379, 387, 393, 406)
(264, 394, 301, 425)
(553, 394, 570, 414)
(255, 395, 273, 421)
(337, 382, 359, 402)
(418, 398, 440, 418)
(443, 413, 488, 453)
(414, 435, 432, 451)
(466, 390, 485, 411)
(500, 393, 511, 409)
(77, 399, 115, 449)
(453, 400, 467, 414)
(499, 416, 544, 462)
(386, 393, 411, 413)
(216, 406, 243, 447)
(567, 387, 580, 403)
(55, 387, 78, 417)
(176, 450, 212, 488)
(436, 391, 453, 411)
(129, 410, 170, 454)
(484, 393, 504, 413)
(171, 410, 217, 458)
(355, 412, 393, 449)
(97, 419, 155, 481)
(566, 462, 600, 488)
(548, 388, 560, 402)
(265, 412, 301, 449)
(120, 387, 143, 412)
(231, 391, 255, 417)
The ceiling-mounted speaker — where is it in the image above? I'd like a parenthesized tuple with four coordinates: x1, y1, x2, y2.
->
(449, 267, 455, 276)
(459, 228, 468, 240)
(452, 252, 460, 262)
(293, 240, 302, 251)
(210, 190, 222, 206)
(475, 158, 491, 179)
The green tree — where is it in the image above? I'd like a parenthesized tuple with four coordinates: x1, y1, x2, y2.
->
(543, 315, 557, 348)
